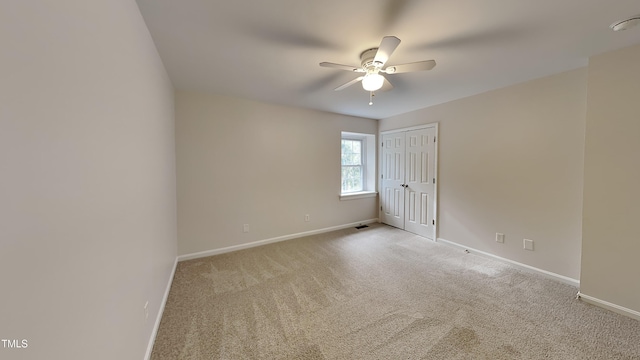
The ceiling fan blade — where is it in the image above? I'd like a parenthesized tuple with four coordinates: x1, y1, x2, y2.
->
(320, 62, 361, 72)
(246, 25, 341, 50)
(334, 76, 364, 91)
(385, 60, 436, 74)
(380, 0, 413, 32)
(373, 36, 401, 67)
(299, 72, 344, 94)
(408, 27, 528, 52)
(379, 76, 394, 92)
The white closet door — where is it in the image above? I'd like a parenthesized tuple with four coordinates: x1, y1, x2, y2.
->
(380, 125, 438, 240)
(403, 127, 436, 239)
(380, 133, 405, 229)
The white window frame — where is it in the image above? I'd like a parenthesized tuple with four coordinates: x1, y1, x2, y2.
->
(341, 137, 365, 193)
(340, 132, 377, 200)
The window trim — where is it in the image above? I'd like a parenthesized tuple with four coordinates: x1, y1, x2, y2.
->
(340, 132, 378, 200)
(339, 190, 377, 201)
(341, 137, 365, 193)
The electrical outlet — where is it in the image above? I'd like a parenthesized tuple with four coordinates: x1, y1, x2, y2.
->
(496, 233, 505, 243)
(304, 214, 310, 222)
(523, 239, 534, 251)
(243, 224, 249, 233)
(144, 301, 149, 320)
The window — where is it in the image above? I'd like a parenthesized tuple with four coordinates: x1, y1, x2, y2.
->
(340, 132, 377, 200)
(341, 139, 363, 192)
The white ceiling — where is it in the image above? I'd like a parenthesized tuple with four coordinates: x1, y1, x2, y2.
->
(135, 0, 640, 120)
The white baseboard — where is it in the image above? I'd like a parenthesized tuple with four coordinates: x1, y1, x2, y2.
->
(144, 257, 178, 360)
(177, 219, 379, 262)
(436, 237, 580, 287)
(576, 292, 640, 321)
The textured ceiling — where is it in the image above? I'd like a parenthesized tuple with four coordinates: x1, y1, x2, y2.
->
(136, 0, 640, 119)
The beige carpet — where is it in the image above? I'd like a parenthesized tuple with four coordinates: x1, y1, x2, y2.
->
(151, 224, 640, 359)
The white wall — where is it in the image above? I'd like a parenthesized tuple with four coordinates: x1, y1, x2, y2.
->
(380, 69, 587, 280)
(176, 91, 378, 256)
(581, 44, 640, 314)
(0, 1, 177, 359)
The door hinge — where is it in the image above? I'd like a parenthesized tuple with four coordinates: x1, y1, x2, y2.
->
(381, 206, 383, 211)
(434, 136, 437, 143)
(381, 142, 384, 147)
(381, 174, 384, 179)
(432, 219, 435, 225)
(433, 178, 436, 184)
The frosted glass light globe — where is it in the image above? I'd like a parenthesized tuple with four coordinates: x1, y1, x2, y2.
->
(362, 73, 384, 91)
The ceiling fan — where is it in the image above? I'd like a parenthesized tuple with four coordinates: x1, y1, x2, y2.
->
(320, 36, 436, 104)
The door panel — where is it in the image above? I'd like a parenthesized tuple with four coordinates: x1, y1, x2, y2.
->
(404, 128, 435, 239)
(381, 133, 404, 229)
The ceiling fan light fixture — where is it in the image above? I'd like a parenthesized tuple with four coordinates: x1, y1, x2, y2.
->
(362, 73, 384, 91)
(610, 17, 640, 31)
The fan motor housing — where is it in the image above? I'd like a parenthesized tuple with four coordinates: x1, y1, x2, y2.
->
(360, 48, 381, 69)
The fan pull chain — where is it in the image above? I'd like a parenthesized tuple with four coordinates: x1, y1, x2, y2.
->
(369, 91, 374, 105)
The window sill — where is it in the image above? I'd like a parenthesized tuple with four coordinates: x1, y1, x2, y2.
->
(339, 191, 378, 201)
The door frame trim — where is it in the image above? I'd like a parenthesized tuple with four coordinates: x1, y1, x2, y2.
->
(380, 123, 439, 135)
(379, 122, 439, 240)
